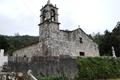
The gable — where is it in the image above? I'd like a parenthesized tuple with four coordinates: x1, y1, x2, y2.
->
(72, 28, 95, 44)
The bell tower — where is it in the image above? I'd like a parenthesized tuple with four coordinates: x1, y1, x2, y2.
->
(38, 0, 60, 41)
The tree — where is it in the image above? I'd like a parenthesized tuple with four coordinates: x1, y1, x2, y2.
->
(111, 22, 120, 57)
(93, 22, 120, 57)
(0, 35, 9, 53)
(102, 30, 112, 56)
(93, 31, 112, 56)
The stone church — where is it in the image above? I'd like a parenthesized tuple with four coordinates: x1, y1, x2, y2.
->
(13, 0, 99, 57)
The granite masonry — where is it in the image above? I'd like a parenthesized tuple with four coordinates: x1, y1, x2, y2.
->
(7, 1, 100, 79)
(12, 0, 99, 57)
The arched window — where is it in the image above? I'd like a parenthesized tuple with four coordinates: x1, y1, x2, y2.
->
(50, 9, 55, 21)
(42, 10, 47, 21)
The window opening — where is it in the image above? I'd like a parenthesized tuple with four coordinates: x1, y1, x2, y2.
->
(79, 37, 83, 43)
(79, 52, 85, 56)
(50, 9, 55, 21)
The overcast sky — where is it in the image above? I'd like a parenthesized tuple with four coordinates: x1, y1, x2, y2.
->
(0, 0, 120, 36)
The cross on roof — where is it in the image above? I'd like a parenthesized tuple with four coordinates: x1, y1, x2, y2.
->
(47, 0, 50, 4)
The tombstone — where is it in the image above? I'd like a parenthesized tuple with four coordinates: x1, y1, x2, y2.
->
(27, 70, 38, 80)
(16, 72, 24, 80)
(0, 49, 4, 56)
(2, 75, 6, 80)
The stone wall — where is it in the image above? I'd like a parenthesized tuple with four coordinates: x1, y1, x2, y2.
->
(7, 56, 78, 79)
(13, 27, 99, 57)
(48, 28, 99, 57)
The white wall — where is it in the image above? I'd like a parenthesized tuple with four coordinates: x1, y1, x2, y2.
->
(0, 49, 8, 66)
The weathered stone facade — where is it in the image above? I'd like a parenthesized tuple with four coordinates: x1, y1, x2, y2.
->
(13, 1, 99, 57)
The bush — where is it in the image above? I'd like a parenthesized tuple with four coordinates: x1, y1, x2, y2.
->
(76, 57, 120, 80)
(38, 76, 68, 80)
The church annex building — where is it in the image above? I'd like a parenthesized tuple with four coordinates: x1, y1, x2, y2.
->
(13, 0, 99, 57)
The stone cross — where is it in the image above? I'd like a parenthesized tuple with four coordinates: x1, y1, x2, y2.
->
(112, 46, 116, 58)
(78, 25, 80, 28)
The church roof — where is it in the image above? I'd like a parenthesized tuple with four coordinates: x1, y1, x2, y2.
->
(60, 28, 86, 34)
(60, 28, 94, 40)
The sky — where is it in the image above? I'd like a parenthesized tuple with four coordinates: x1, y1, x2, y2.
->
(0, 0, 120, 36)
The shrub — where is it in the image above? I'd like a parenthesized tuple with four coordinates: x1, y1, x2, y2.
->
(76, 57, 120, 80)
(38, 76, 68, 80)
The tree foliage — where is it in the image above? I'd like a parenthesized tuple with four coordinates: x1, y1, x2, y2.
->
(111, 22, 120, 57)
(0, 36, 10, 53)
(93, 22, 120, 57)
